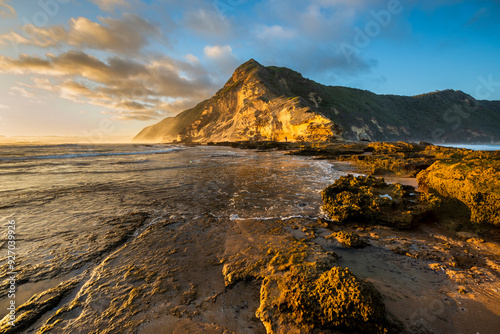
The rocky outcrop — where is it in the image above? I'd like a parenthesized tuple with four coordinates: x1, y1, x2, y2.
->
(220, 217, 395, 334)
(134, 59, 500, 143)
(417, 150, 500, 226)
(321, 175, 439, 229)
(256, 264, 388, 334)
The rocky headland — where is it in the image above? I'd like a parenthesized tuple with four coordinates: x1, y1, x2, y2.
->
(134, 59, 500, 144)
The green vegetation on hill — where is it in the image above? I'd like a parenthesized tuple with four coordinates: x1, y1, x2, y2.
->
(266, 64, 500, 142)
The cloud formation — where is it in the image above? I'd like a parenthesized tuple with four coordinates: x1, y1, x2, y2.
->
(10, 86, 35, 98)
(90, 0, 130, 12)
(0, 14, 159, 54)
(0, 0, 394, 123)
(2, 0, 497, 129)
(203, 44, 240, 80)
(256, 25, 295, 40)
(184, 8, 233, 38)
(204, 45, 233, 59)
(0, 0, 15, 18)
(0, 51, 216, 120)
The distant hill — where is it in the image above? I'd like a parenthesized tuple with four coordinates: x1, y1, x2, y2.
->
(134, 59, 500, 143)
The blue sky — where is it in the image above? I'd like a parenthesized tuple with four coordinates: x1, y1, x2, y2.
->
(0, 0, 499, 140)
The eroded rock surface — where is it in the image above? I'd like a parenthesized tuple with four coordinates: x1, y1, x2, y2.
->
(321, 175, 439, 228)
(417, 150, 500, 226)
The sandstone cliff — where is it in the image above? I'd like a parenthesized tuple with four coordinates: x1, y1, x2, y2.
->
(134, 59, 500, 143)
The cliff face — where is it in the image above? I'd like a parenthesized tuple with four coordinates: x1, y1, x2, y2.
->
(135, 60, 341, 143)
(134, 59, 500, 143)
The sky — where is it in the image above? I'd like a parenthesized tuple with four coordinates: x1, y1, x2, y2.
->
(0, 0, 499, 142)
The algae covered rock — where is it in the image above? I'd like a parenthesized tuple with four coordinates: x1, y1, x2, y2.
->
(417, 153, 500, 226)
(220, 218, 395, 333)
(321, 175, 438, 228)
(327, 231, 368, 248)
(256, 263, 389, 334)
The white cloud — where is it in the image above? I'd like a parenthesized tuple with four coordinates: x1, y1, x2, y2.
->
(10, 86, 35, 98)
(256, 25, 295, 40)
(0, 14, 159, 54)
(204, 45, 233, 59)
(185, 54, 199, 64)
(203, 45, 240, 82)
(0, 103, 9, 109)
(0, 51, 217, 121)
(184, 8, 233, 38)
(90, 0, 130, 12)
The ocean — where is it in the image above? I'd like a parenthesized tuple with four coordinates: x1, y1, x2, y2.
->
(439, 144, 500, 151)
(0, 144, 349, 317)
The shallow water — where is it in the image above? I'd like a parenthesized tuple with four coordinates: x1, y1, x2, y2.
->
(0, 144, 348, 313)
(439, 144, 500, 151)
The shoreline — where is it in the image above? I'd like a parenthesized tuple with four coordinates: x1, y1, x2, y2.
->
(1, 143, 499, 333)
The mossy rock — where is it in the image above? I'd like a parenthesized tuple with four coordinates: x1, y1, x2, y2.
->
(368, 142, 425, 154)
(256, 263, 389, 334)
(327, 231, 367, 248)
(321, 175, 439, 228)
(417, 156, 500, 226)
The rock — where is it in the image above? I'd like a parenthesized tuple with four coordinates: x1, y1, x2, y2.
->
(255, 263, 390, 334)
(456, 232, 478, 240)
(326, 231, 368, 248)
(321, 175, 439, 229)
(417, 150, 500, 226)
(0, 278, 80, 333)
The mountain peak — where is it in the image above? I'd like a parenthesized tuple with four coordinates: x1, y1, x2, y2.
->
(230, 58, 265, 80)
(240, 58, 262, 68)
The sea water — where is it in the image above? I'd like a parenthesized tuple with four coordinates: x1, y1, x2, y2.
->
(0, 144, 348, 312)
(439, 144, 500, 151)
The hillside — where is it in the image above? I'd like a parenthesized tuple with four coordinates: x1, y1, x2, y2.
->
(134, 59, 500, 143)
